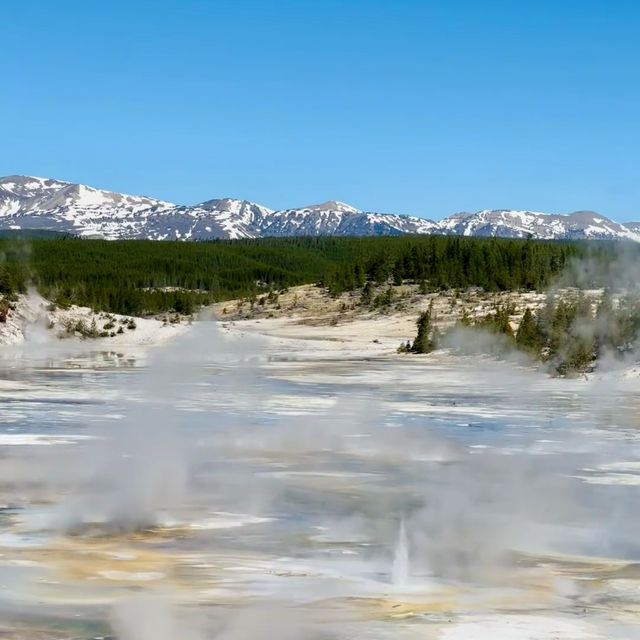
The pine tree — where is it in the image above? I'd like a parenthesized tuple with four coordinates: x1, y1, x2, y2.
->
(515, 307, 542, 354)
(0, 268, 14, 297)
(411, 307, 433, 354)
(494, 306, 515, 340)
(360, 281, 373, 306)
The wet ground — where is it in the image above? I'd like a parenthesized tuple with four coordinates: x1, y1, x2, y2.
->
(1, 324, 640, 638)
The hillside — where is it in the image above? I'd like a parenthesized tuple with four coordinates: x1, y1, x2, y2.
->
(1, 175, 638, 242)
(0, 235, 584, 316)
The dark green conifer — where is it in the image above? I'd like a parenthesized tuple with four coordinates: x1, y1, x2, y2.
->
(515, 307, 542, 354)
(411, 307, 433, 354)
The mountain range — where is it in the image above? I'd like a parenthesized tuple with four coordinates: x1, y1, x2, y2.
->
(1, 175, 638, 243)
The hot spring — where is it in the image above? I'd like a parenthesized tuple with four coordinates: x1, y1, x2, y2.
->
(1, 320, 640, 639)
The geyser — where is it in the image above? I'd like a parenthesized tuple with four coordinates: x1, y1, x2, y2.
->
(391, 519, 409, 586)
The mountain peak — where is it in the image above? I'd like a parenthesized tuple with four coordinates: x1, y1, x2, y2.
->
(302, 201, 360, 214)
(438, 208, 640, 242)
(1, 174, 67, 183)
(0, 174, 638, 243)
(196, 197, 272, 214)
(0, 175, 71, 192)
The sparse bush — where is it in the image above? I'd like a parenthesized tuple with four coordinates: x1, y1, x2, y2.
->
(373, 286, 394, 309)
(397, 340, 411, 354)
(360, 281, 373, 306)
(476, 306, 515, 340)
(63, 317, 100, 339)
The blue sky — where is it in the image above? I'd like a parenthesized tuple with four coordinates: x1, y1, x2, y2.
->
(2, 1, 639, 220)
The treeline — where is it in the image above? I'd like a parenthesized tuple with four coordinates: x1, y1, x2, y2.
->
(0, 235, 632, 316)
(411, 292, 640, 375)
(516, 292, 640, 374)
(0, 237, 342, 315)
(324, 236, 580, 294)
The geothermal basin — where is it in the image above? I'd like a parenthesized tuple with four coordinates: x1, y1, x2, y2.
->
(0, 321, 640, 639)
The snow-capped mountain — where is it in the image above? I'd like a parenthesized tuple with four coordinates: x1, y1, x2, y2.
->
(623, 221, 640, 235)
(138, 198, 275, 240)
(0, 176, 440, 239)
(0, 175, 174, 239)
(440, 209, 640, 242)
(1, 175, 638, 242)
(260, 202, 440, 237)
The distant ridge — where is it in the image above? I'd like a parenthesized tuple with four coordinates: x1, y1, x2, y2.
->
(1, 175, 638, 243)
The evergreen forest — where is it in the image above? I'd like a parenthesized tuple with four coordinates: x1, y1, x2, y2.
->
(0, 234, 632, 316)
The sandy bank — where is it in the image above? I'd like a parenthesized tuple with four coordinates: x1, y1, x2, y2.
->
(0, 292, 190, 348)
(213, 284, 545, 359)
(215, 285, 640, 382)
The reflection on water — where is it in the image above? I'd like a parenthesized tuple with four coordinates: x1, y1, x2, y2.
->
(1, 323, 640, 638)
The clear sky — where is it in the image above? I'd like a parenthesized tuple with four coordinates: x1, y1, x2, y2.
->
(2, 1, 639, 220)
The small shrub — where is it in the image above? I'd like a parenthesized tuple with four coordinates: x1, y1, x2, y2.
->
(397, 340, 411, 354)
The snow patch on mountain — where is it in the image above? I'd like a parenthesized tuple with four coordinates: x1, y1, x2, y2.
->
(1, 175, 638, 243)
(440, 209, 640, 242)
(0, 175, 175, 239)
(301, 201, 360, 214)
